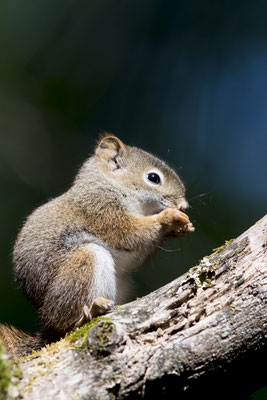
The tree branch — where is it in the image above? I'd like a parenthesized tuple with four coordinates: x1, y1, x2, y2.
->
(8, 215, 267, 399)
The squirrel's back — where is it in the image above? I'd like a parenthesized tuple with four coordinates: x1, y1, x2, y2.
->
(13, 195, 84, 309)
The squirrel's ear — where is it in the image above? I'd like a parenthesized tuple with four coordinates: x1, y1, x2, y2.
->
(95, 133, 128, 170)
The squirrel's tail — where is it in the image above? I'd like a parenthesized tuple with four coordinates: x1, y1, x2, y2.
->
(0, 324, 45, 358)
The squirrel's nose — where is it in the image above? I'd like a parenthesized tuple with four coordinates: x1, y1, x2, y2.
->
(178, 199, 189, 213)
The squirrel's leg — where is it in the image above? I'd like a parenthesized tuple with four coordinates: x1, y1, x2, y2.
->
(118, 208, 193, 250)
(40, 244, 116, 337)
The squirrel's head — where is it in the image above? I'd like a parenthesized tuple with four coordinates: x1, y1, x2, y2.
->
(90, 133, 188, 216)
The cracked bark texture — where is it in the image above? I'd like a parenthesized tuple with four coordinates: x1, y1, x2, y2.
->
(13, 215, 267, 399)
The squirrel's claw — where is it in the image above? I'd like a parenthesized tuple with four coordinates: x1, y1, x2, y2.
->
(76, 304, 92, 328)
(76, 297, 115, 328)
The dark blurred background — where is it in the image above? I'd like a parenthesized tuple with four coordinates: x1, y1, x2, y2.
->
(0, 1, 266, 397)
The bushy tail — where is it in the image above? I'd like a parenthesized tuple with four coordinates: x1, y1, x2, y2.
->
(0, 324, 45, 358)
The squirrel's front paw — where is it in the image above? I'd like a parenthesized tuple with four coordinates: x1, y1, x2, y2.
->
(158, 208, 189, 226)
(158, 208, 194, 236)
(169, 221, 195, 237)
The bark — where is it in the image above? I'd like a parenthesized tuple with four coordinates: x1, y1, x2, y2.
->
(10, 215, 267, 399)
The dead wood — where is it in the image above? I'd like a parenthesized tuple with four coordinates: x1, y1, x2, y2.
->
(7, 215, 267, 399)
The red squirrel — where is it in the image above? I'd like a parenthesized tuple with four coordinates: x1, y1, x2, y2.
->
(0, 134, 194, 357)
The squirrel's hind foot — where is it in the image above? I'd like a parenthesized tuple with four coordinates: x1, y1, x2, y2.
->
(76, 297, 115, 327)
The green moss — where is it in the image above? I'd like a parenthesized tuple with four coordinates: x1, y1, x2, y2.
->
(198, 272, 212, 287)
(67, 316, 112, 350)
(212, 239, 234, 255)
(0, 341, 23, 399)
(0, 341, 11, 400)
(95, 320, 114, 347)
(13, 366, 23, 380)
(87, 319, 116, 358)
(242, 246, 251, 255)
(72, 391, 82, 400)
(185, 256, 216, 290)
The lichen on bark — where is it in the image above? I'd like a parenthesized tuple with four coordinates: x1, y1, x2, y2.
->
(10, 215, 267, 399)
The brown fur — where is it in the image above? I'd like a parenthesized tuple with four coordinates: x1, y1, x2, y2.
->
(0, 325, 44, 358)
(39, 247, 95, 336)
(0, 134, 194, 357)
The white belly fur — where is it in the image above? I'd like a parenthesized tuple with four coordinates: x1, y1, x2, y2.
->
(64, 230, 148, 302)
(85, 243, 117, 301)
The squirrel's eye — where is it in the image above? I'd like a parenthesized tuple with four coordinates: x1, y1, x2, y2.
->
(147, 172, 161, 185)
